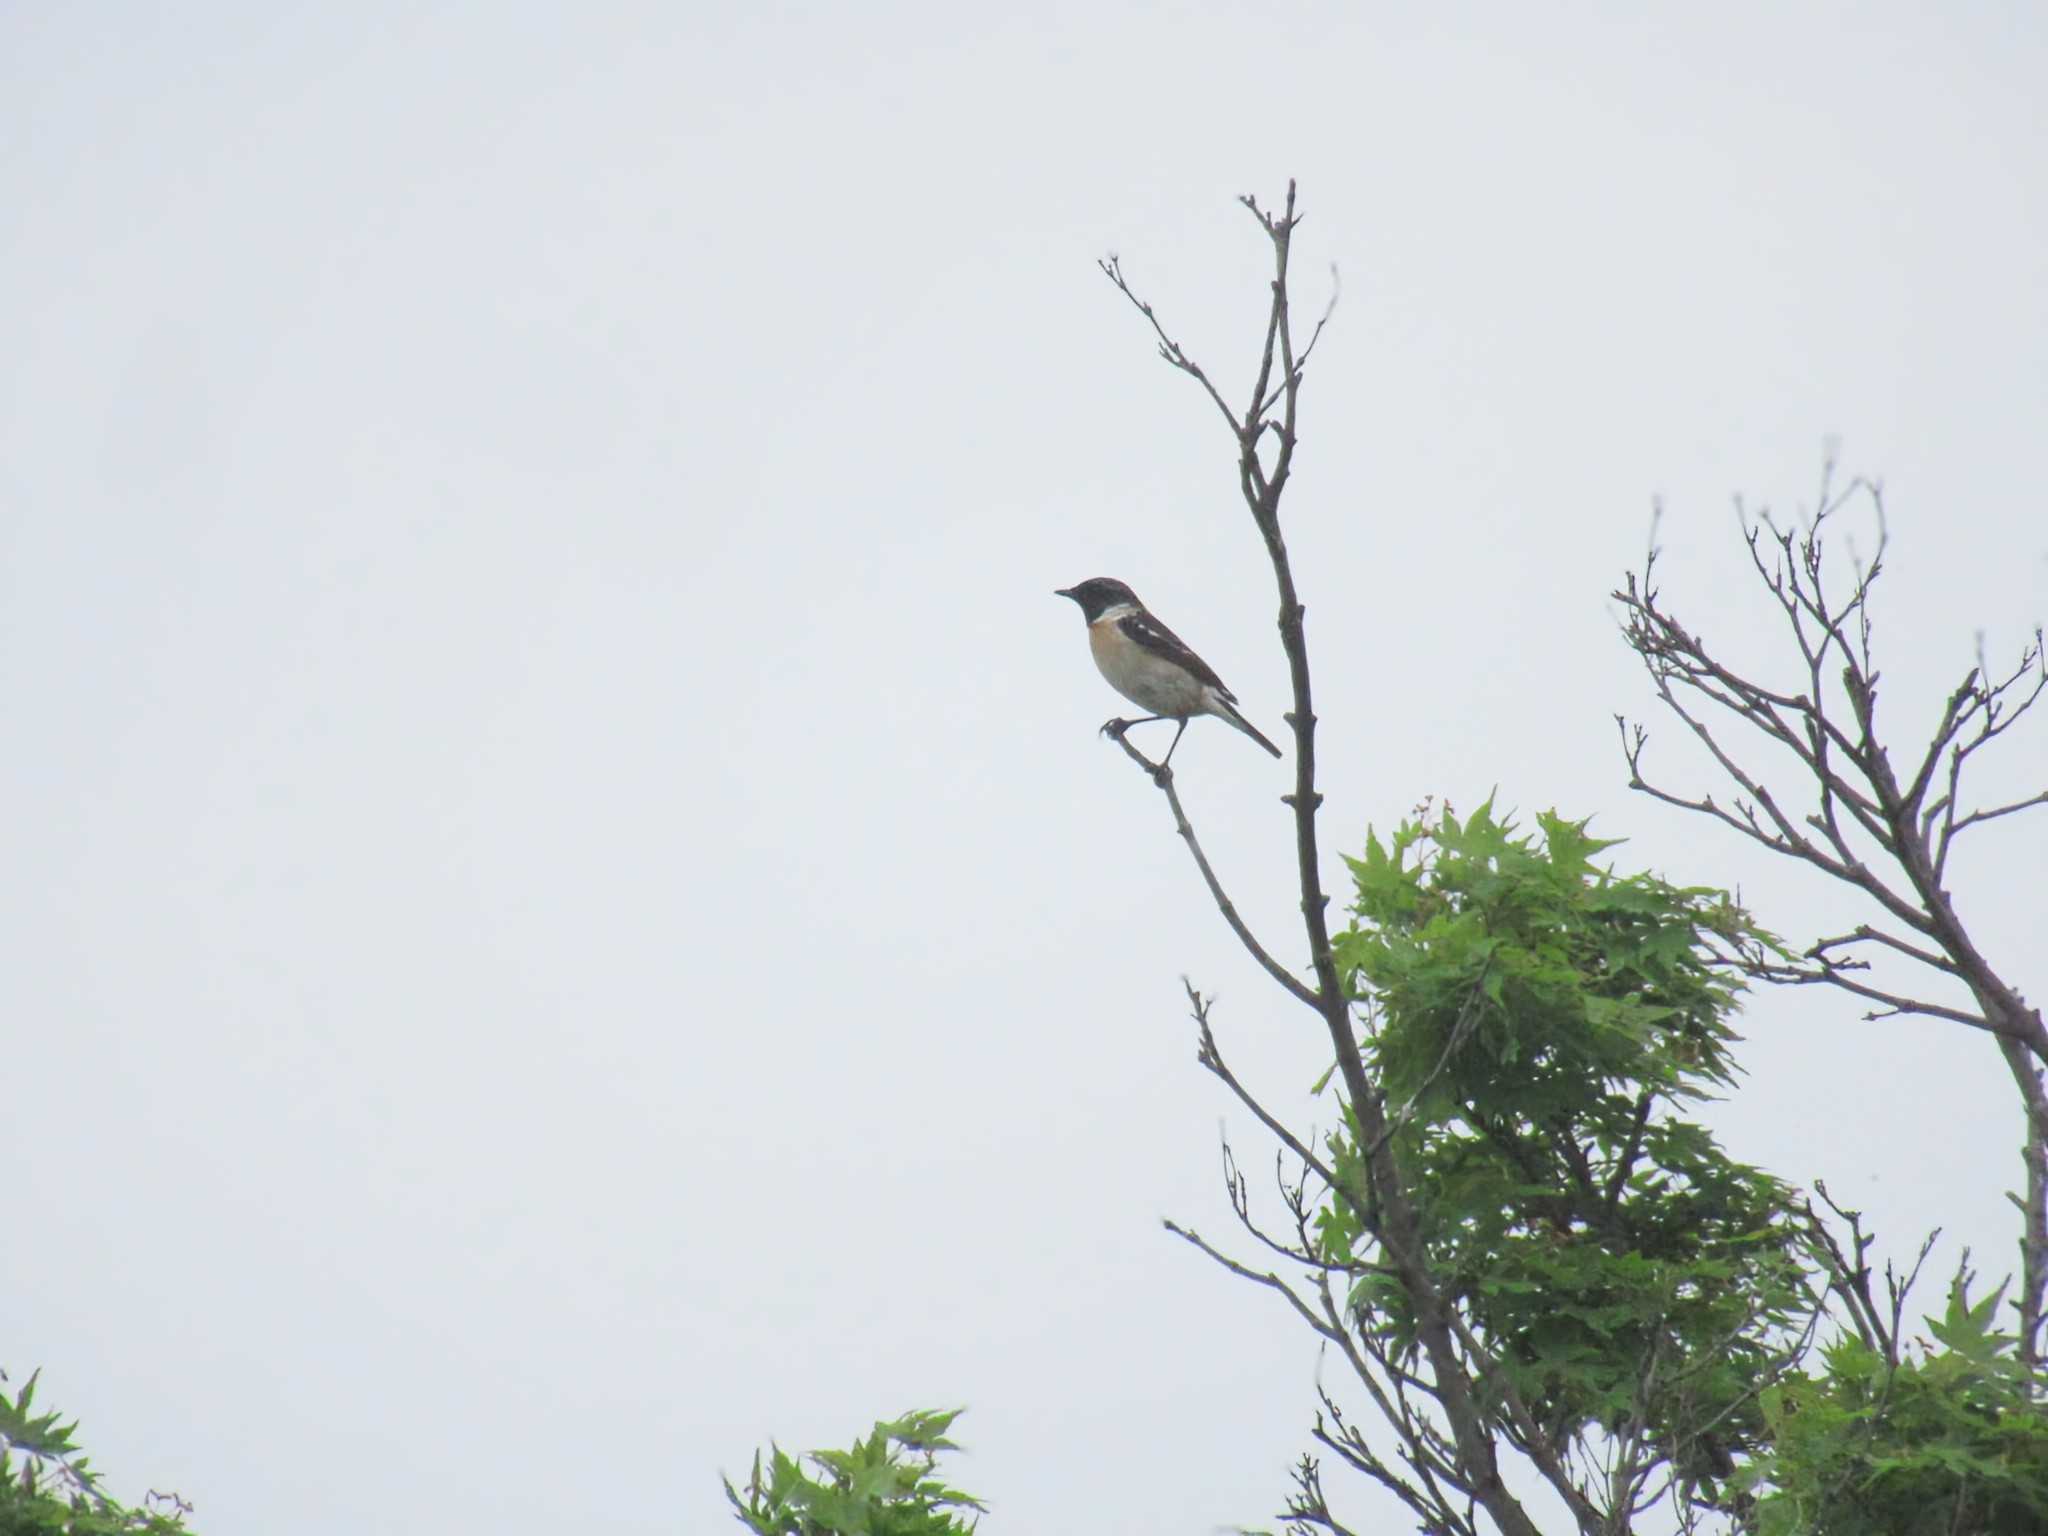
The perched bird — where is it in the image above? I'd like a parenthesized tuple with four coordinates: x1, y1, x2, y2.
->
(1055, 576, 1283, 766)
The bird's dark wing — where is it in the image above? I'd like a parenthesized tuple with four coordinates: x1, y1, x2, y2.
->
(1116, 610, 1234, 698)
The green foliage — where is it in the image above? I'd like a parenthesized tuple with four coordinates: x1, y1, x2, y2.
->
(724, 1409, 984, 1536)
(0, 1368, 193, 1535)
(1325, 802, 1811, 1493)
(1739, 1273, 2048, 1534)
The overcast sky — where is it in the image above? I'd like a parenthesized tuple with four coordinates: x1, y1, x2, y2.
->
(3, 3, 2044, 1533)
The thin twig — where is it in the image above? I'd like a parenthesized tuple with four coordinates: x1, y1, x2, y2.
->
(1102, 722, 1322, 1011)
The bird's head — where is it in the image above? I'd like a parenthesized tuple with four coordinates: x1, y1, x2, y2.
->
(1055, 577, 1140, 623)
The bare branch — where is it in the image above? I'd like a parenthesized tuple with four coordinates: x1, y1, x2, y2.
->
(1186, 983, 1346, 1197)
(1615, 479, 2048, 1079)
(1259, 266, 1341, 419)
(1747, 950, 2021, 1035)
(1096, 254, 1243, 438)
(1104, 723, 1322, 1012)
(1808, 923, 1962, 977)
(1162, 1218, 1342, 1344)
(1946, 788, 2048, 841)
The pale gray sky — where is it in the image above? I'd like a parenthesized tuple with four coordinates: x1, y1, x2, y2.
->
(3, 3, 2044, 1532)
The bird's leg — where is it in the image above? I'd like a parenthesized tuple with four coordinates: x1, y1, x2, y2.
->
(1134, 719, 1189, 785)
(1100, 714, 1171, 741)
(1158, 718, 1190, 768)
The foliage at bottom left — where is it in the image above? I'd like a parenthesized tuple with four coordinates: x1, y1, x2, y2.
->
(0, 1367, 193, 1536)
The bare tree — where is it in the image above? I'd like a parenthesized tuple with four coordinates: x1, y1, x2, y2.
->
(1095, 185, 1793, 1536)
(1613, 469, 2048, 1370)
(1090, 190, 2043, 1536)
(1100, 183, 1567, 1536)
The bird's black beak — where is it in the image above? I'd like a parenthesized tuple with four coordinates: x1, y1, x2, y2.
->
(1054, 586, 1077, 602)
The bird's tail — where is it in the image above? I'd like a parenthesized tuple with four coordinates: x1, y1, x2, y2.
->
(1211, 696, 1284, 758)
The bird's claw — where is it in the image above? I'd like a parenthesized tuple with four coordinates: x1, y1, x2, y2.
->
(1100, 717, 1132, 741)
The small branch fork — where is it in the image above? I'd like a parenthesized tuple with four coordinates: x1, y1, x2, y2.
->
(1099, 185, 1571, 1536)
(1613, 459, 2048, 1369)
(1804, 1180, 1939, 1370)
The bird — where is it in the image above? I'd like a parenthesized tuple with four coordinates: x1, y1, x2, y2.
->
(1055, 577, 1283, 766)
